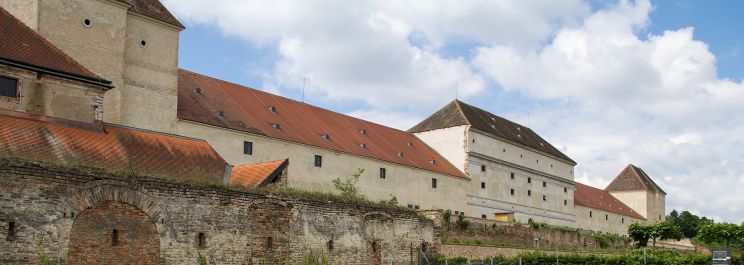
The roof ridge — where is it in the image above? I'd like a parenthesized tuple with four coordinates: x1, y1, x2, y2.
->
(575, 182, 646, 219)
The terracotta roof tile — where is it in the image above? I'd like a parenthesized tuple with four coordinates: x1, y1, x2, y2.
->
(117, 0, 184, 28)
(605, 164, 666, 194)
(230, 159, 288, 188)
(0, 7, 110, 87)
(574, 182, 645, 219)
(0, 109, 228, 182)
(409, 100, 576, 165)
(177, 69, 468, 180)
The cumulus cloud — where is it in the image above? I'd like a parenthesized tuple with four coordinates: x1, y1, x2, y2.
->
(162, 0, 588, 116)
(474, 0, 744, 221)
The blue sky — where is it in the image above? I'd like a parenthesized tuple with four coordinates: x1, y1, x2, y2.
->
(165, 0, 744, 222)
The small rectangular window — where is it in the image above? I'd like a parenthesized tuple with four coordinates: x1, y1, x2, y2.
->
(622, 218, 625, 224)
(564, 200, 567, 206)
(460, 212, 464, 216)
(510, 189, 515, 195)
(527, 190, 531, 196)
(0, 76, 18, 99)
(267, 237, 273, 249)
(480, 165, 486, 172)
(407, 204, 413, 209)
(454, 211, 459, 215)
(111, 229, 119, 246)
(564, 187, 568, 193)
(542, 195, 547, 201)
(243, 141, 253, 155)
(481, 182, 486, 189)
(527, 177, 531, 183)
(606, 214, 609, 221)
(7, 222, 15, 241)
(481, 214, 487, 219)
(542, 181, 547, 187)
(431, 178, 437, 188)
(379, 168, 386, 179)
(314, 155, 322, 167)
(510, 173, 515, 179)
(589, 211, 593, 218)
(414, 205, 420, 210)
(198, 232, 206, 248)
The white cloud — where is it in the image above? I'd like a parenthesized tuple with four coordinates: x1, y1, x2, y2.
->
(475, 0, 744, 221)
(162, 0, 588, 118)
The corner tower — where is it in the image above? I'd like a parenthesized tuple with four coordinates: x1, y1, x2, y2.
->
(605, 164, 666, 223)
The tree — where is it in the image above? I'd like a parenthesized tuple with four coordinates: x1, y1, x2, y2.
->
(649, 220, 683, 249)
(628, 221, 683, 249)
(628, 223, 652, 248)
(699, 222, 744, 249)
(332, 169, 365, 199)
(677, 211, 702, 238)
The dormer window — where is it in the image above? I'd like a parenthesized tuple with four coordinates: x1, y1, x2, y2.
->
(397, 152, 404, 158)
(193, 87, 202, 95)
(360, 143, 368, 149)
(215, 111, 224, 118)
(271, 123, 281, 130)
(429, 160, 436, 165)
(359, 130, 367, 135)
(322, 134, 331, 141)
(268, 106, 277, 113)
(407, 142, 414, 147)
(516, 126, 521, 131)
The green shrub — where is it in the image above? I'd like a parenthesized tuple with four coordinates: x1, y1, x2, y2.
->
(456, 214, 470, 230)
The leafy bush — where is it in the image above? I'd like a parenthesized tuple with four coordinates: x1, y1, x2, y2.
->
(430, 249, 713, 265)
(456, 214, 470, 230)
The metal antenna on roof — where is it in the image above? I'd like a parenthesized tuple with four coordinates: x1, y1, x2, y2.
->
(302, 76, 306, 103)
(455, 81, 459, 100)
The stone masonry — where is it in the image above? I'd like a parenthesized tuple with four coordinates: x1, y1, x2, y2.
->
(0, 160, 438, 264)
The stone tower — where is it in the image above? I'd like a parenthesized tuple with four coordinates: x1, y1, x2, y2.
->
(0, 0, 184, 133)
(605, 164, 666, 223)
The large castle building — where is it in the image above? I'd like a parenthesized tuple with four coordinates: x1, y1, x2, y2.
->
(0, 0, 665, 236)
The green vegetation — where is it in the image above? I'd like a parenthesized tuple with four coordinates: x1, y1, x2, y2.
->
(331, 168, 365, 200)
(698, 222, 744, 249)
(667, 210, 713, 238)
(430, 249, 718, 265)
(628, 221, 682, 249)
(456, 214, 471, 230)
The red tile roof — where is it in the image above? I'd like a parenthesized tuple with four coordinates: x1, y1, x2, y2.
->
(574, 182, 645, 219)
(0, 109, 228, 182)
(116, 0, 184, 28)
(230, 159, 288, 188)
(0, 7, 111, 88)
(177, 69, 468, 180)
(605, 164, 666, 194)
(409, 100, 576, 165)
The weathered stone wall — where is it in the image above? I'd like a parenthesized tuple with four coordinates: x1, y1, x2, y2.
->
(0, 161, 437, 264)
(437, 213, 630, 252)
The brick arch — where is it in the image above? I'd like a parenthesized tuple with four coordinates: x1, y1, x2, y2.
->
(362, 211, 395, 265)
(68, 200, 160, 265)
(63, 180, 163, 222)
(248, 200, 292, 263)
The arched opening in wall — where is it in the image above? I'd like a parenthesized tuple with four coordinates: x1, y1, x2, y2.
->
(69, 201, 159, 265)
(369, 240, 382, 265)
(249, 201, 291, 263)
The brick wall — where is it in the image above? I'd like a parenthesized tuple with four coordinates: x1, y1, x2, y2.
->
(0, 160, 437, 264)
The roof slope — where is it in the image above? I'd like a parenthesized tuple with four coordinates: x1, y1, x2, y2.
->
(230, 159, 288, 188)
(0, 109, 228, 182)
(605, 164, 666, 194)
(177, 69, 467, 179)
(117, 0, 184, 28)
(0, 7, 110, 87)
(574, 182, 645, 219)
(409, 100, 575, 165)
